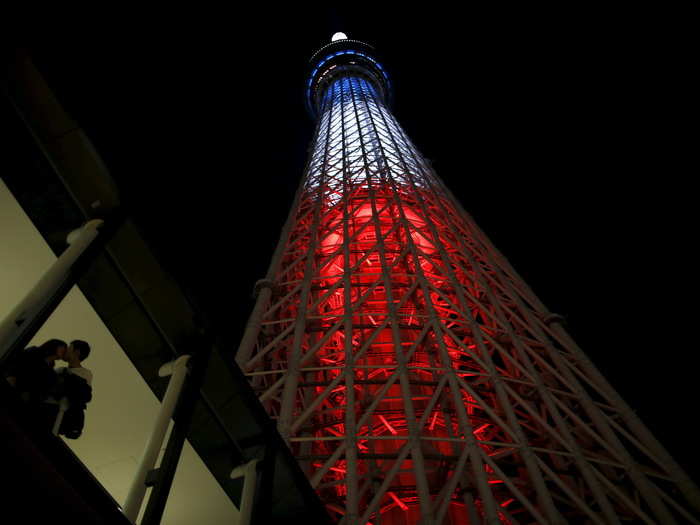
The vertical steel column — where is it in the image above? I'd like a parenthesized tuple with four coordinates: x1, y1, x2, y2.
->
(358, 88, 501, 524)
(340, 77, 360, 524)
(372, 93, 566, 523)
(350, 77, 433, 522)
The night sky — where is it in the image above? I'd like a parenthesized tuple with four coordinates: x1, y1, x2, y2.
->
(18, 7, 697, 481)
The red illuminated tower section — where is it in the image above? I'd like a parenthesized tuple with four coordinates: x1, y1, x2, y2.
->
(236, 35, 700, 524)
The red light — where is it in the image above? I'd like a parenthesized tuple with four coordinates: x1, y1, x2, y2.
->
(378, 415, 398, 435)
(388, 492, 409, 511)
(270, 186, 512, 523)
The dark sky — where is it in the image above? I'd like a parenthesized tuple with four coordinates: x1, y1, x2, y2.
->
(21, 7, 697, 481)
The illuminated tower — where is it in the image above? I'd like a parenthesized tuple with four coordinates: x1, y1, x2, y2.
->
(236, 34, 700, 524)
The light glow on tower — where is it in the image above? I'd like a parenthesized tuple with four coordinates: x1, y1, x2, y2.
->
(236, 36, 700, 525)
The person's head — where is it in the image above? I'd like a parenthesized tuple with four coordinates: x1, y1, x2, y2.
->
(38, 339, 68, 360)
(67, 340, 91, 364)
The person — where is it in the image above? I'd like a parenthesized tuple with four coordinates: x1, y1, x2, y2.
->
(5, 339, 67, 401)
(51, 339, 93, 439)
(60, 340, 93, 386)
(5, 338, 93, 438)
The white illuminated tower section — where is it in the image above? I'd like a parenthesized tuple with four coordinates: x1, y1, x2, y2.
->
(236, 35, 700, 524)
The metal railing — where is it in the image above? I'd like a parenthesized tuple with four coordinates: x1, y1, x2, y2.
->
(0, 217, 249, 524)
(123, 355, 191, 522)
(0, 219, 104, 364)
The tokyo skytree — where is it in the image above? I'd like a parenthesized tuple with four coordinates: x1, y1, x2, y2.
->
(235, 33, 700, 524)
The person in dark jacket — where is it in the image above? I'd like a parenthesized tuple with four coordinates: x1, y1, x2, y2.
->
(5, 339, 68, 428)
(5, 339, 67, 396)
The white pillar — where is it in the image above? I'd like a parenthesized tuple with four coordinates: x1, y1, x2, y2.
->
(0, 219, 103, 359)
(122, 355, 190, 523)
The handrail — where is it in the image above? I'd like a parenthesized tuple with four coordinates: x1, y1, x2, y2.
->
(122, 355, 191, 523)
(0, 219, 103, 363)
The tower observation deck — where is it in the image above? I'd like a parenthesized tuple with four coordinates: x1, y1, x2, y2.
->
(236, 34, 700, 524)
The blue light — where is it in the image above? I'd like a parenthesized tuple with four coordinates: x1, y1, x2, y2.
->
(307, 48, 391, 113)
(310, 50, 390, 85)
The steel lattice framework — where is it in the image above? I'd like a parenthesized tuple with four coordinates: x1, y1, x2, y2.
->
(236, 36, 700, 524)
